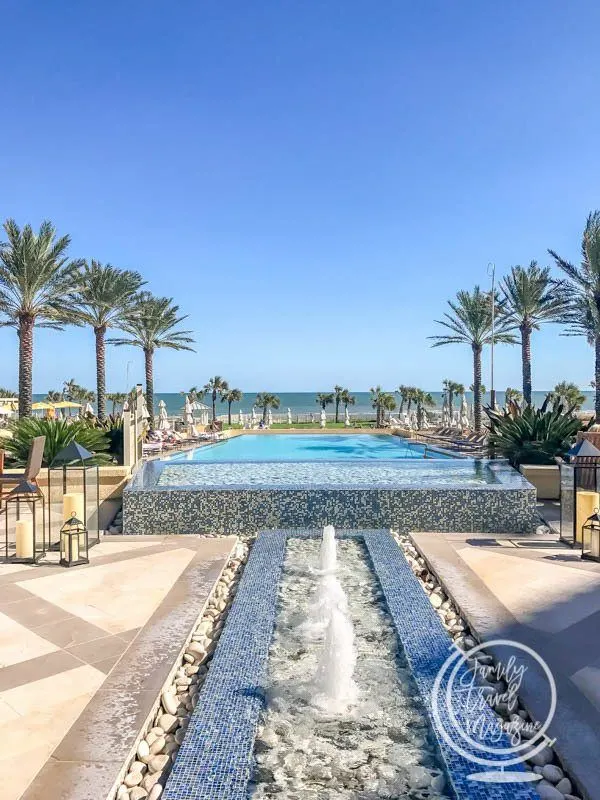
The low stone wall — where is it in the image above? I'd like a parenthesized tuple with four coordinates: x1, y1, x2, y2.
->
(3, 465, 131, 501)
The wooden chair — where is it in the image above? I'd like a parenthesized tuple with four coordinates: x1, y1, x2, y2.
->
(0, 436, 46, 499)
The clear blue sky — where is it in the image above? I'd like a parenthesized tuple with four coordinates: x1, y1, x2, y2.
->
(1, 0, 600, 394)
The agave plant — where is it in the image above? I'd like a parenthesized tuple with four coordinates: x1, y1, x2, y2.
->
(6, 417, 112, 466)
(486, 398, 593, 467)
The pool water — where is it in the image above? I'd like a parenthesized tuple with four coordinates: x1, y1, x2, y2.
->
(166, 434, 452, 463)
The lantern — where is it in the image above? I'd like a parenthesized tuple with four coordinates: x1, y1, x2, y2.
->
(59, 513, 89, 567)
(3, 480, 46, 563)
(582, 510, 600, 562)
(47, 441, 100, 550)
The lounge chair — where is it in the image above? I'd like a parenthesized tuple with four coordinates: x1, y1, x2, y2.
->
(0, 436, 45, 498)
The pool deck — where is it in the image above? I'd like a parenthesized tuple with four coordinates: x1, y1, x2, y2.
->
(0, 534, 236, 800)
(412, 529, 600, 800)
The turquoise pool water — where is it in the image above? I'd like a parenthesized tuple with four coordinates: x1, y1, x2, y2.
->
(165, 433, 452, 463)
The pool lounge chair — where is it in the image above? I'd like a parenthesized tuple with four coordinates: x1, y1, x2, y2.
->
(0, 436, 45, 499)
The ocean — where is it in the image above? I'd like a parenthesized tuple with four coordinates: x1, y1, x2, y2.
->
(32, 390, 595, 417)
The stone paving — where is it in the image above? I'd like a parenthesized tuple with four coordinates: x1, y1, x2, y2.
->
(0, 534, 236, 800)
(412, 529, 600, 800)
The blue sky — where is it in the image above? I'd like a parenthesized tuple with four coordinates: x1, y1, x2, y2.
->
(1, 1, 600, 393)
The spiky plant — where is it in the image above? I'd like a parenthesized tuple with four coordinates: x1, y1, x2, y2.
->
(0, 220, 84, 417)
(74, 261, 144, 420)
(109, 293, 194, 428)
(6, 417, 111, 466)
(221, 388, 243, 425)
(430, 287, 516, 432)
(486, 398, 592, 467)
(500, 262, 569, 405)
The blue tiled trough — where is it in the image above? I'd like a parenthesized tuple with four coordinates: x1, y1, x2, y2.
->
(163, 530, 539, 800)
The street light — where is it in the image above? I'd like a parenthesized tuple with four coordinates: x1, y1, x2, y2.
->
(488, 262, 496, 410)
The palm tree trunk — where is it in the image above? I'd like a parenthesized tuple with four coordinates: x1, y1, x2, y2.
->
(399, 399, 404, 414)
(263, 405, 268, 423)
(95, 325, 107, 421)
(335, 399, 340, 424)
(212, 391, 216, 421)
(472, 344, 482, 433)
(228, 401, 232, 426)
(521, 323, 532, 405)
(18, 315, 34, 417)
(407, 399, 412, 413)
(595, 336, 600, 418)
(144, 347, 155, 429)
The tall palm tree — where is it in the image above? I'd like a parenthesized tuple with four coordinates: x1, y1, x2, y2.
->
(500, 261, 568, 405)
(255, 392, 280, 422)
(107, 391, 127, 414)
(316, 392, 334, 410)
(333, 385, 344, 423)
(46, 389, 62, 402)
(203, 376, 229, 422)
(62, 378, 78, 400)
(340, 389, 355, 416)
(549, 381, 585, 410)
(109, 293, 194, 428)
(550, 211, 600, 416)
(396, 385, 409, 414)
(430, 287, 516, 433)
(181, 386, 200, 404)
(0, 220, 84, 417)
(74, 261, 144, 420)
(414, 389, 435, 428)
(221, 388, 243, 425)
(504, 387, 523, 406)
(370, 386, 396, 427)
(405, 386, 418, 414)
(442, 379, 462, 418)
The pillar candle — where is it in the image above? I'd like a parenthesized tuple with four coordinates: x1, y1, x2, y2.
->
(15, 520, 33, 559)
(576, 491, 599, 544)
(63, 493, 86, 550)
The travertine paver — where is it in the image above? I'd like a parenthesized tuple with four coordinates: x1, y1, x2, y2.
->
(0, 534, 236, 800)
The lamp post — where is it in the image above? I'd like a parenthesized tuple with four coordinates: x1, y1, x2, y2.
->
(488, 262, 496, 410)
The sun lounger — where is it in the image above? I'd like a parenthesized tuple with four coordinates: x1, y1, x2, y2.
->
(0, 436, 45, 499)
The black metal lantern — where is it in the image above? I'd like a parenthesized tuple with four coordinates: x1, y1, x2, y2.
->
(47, 441, 101, 550)
(559, 438, 600, 546)
(3, 480, 47, 563)
(582, 510, 600, 561)
(59, 513, 89, 567)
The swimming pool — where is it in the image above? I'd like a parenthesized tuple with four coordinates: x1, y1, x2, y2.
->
(166, 433, 452, 462)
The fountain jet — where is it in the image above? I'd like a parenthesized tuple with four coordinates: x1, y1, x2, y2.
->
(319, 524, 337, 573)
(313, 605, 358, 713)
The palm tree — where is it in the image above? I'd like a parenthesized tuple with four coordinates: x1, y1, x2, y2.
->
(46, 389, 62, 402)
(333, 385, 345, 423)
(203, 376, 229, 422)
(549, 381, 586, 411)
(181, 386, 200, 404)
(0, 388, 15, 398)
(0, 220, 84, 417)
(550, 212, 600, 416)
(255, 392, 280, 422)
(340, 389, 355, 417)
(397, 385, 410, 414)
(430, 287, 516, 433)
(500, 262, 568, 405)
(504, 387, 523, 406)
(442, 379, 463, 417)
(107, 392, 127, 414)
(316, 392, 334, 410)
(415, 389, 435, 428)
(221, 388, 243, 425)
(370, 386, 396, 427)
(109, 293, 194, 428)
(405, 387, 419, 414)
(74, 261, 144, 420)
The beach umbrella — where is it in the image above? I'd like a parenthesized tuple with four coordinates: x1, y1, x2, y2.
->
(140, 397, 150, 420)
(409, 411, 418, 429)
(251, 406, 257, 424)
(239, 409, 245, 426)
(345, 406, 351, 426)
(320, 408, 327, 428)
(267, 408, 273, 426)
(32, 401, 55, 411)
(287, 407, 292, 425)
(183, 396, 194, 427)
(158, 402, 170, 431)
(84, 402, 95, 416)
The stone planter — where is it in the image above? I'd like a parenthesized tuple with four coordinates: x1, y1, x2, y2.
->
(519, 464, 560, 500)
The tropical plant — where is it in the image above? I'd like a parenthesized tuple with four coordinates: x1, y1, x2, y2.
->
(0, 387, 15, 398)
(442, 379, 463, 417)
(396, 385, 409, 414)
(500, 262, 569, 405)
(45, 390, 62, 402)
(504, 387, 523, 405)
(370, 386, 396, 427)
(0, 220, 84, 417)
(333, 385, 345, 423)
(430, 287, 516, 433)
(414, 389, 435, 428)
(405, 387, 419, 414)
(62, 380, 96, 404)
(486, 398, 592, 467)
(548, 381, 586, 411)
(316, 392, 334, 411)
(5, 417, 112, 466)
(221, 388, 243, 425)
(470, 383, 486, 397)
(181, 386, 201, 404)
(109, 293, 194, 428)
(203, 376, 229, 422)
(73, 261, 144, 420)
(340, 389, 355, 415)
(550, 211, 600, 416)
(94, 415, 124, 464)
(106, 392, 127, 414)
(255, 392, 280, 422)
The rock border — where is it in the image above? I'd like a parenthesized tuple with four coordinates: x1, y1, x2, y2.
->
(112, 537, 251, 800)
(393, 530, 581, 800)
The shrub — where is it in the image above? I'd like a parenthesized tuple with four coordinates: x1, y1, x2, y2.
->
(6, 417, 112, 466)
(94, 415, 124, 465)
(486, 398, 593, 467)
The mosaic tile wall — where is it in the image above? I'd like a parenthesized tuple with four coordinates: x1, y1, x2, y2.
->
(163, 530, 538, 800)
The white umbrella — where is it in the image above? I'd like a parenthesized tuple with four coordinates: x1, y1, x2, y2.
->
(320, 408, 327, 428)
(287, 408, 292, 425)
(460, 394, 470, 429)
(239, 410, 245, 426)
(158, 403, 170, 430)
(158, 399, 167, 409)
(267, 408, 273, 426)
(409, 411, 418, 429)
(84, 402, 94, 416)
(344, 407, 350, 427)
(251, 406, 257, 424)
(183, 396, 194, 427)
